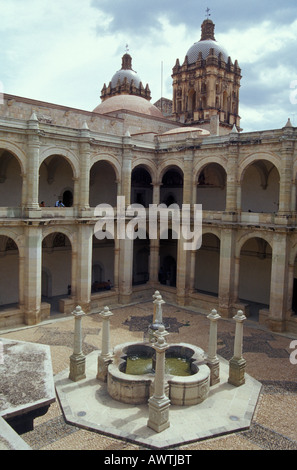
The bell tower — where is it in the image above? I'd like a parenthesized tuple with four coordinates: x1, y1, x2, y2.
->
(172, 17, 241, 134)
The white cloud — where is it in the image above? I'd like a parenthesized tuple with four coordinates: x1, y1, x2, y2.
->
(219, 19, 297, 65)
(0, 1, 297, 130)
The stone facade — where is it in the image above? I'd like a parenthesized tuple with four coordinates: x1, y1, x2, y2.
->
(0, 19, 297, 335)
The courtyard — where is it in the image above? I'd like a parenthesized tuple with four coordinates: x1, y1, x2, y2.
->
(0, 300, 296, 451)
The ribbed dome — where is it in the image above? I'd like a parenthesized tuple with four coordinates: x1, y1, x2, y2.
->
(186, 19, 229, 64)
(186, 39, 228, 64)
(100, 52, 151, 102)
(93, 94, 163, 118)
(111, 68, 142, 88)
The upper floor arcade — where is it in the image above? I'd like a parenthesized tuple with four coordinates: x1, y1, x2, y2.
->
(0, 98, 296, 228)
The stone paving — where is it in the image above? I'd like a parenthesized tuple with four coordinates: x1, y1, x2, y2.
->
(0, 301, 297, 450)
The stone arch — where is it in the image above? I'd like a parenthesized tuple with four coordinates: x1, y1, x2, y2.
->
(237, 235, 272, 318)
(236, 231, 273, 258)
(240, 156, 280, 213)
(195, 161, 227, 210)
(0, 146, 24, 208)
(0, 232, 20, 307)
(158, 160, 184, 182)
(159, 228, 178, 287)
(39, 151, 77, 207)
(131, 164, 153, 207)
(131, 159, 157, 182)
(89, 157, 118, 207)
(0, 228, 23, 253)
(92, 235, 115, 291)
(0, 140, 27, 175)
(42, 230, 73, 310)
(40, 146, 79, 179)
(188, 88, 196, 115)
(194, 156, 228, 182)
(159, 164, 184, 207)
(42, 226, 75, 249)
(238, 152, 281, 182)
(90, 153, 121, 182)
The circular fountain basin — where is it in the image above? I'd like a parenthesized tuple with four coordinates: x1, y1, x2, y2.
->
(107, 342, 210, 406)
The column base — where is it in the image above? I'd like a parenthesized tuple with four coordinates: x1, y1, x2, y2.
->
(69, 353, 86, 382)
(207, 359, 220, 386)
(119, 293, 132, 305)
(147, 395, 170, 433)
(176, 294, 185, 307)
(228, 357, 246, 387)
(96, 354, 114, 382)
(268, 318, 286, 333)
(24, 309, 41, 326)
(23, 207, 42, 219)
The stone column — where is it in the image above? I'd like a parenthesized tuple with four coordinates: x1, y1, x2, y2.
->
(269, 232, 288, 332)
(118, 236, 133, 304)
(75, 223, 93, 312)
(148, 238, 160, 284)
(69, 305, 86, 382)
(147, 326, 170, 433)
(176, 234, 189, 306)
(228, 309, 246, 387)
(152, 182, 161, 205)
(218, 228, 236, 318)
(23, 224, 42, 325)
(154, 293, 165, 325)
(224, 144, 239, 222)
(25, 113, 41, 217)
(113, 240, 120, 291)
(148, 292, 164, 342)
(207, 308, 221, 385)
(121, 134, 133, 205)
(182, 150, 193, 205)
(277, 129, 294, 217)
(188, 250, 196, 293)
(78, 129, 91, 214)
(97, 306, 114, 382)
(152, 290, 160, 322)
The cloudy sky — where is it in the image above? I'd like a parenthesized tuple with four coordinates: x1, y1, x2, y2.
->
(1, 0, 297, 132)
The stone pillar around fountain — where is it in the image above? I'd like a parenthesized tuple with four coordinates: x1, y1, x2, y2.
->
(207, 308, 221, 385)
(147, 325, 171, 433)
(97, 306, 114, 382)
(228, 310, 246, 386)
(69, 305, 86, 382)
(148, 293, 165, 342)
(152, 290, 160, 323)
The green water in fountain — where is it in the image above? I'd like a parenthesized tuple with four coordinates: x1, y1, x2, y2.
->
(125, 355, 192, 376)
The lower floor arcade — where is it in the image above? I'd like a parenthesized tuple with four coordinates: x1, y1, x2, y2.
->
(0, 222, 297, 334)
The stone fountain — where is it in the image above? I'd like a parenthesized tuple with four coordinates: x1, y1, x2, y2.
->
(107, 293, 211, 408)
(54, 292, 262, 449)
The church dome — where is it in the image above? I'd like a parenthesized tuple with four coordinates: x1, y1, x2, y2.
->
(186, 19, 228, 64)
(100, 52, 151, 102)
(93, 94, 164, 118)
(111, 69, 141, 87)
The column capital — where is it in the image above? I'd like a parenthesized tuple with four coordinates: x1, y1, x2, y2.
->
(72, 305, 85, 318)
(207, 308, 221, 321)
(233, 309, 246, 322)
(99, 305, 113, 320)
